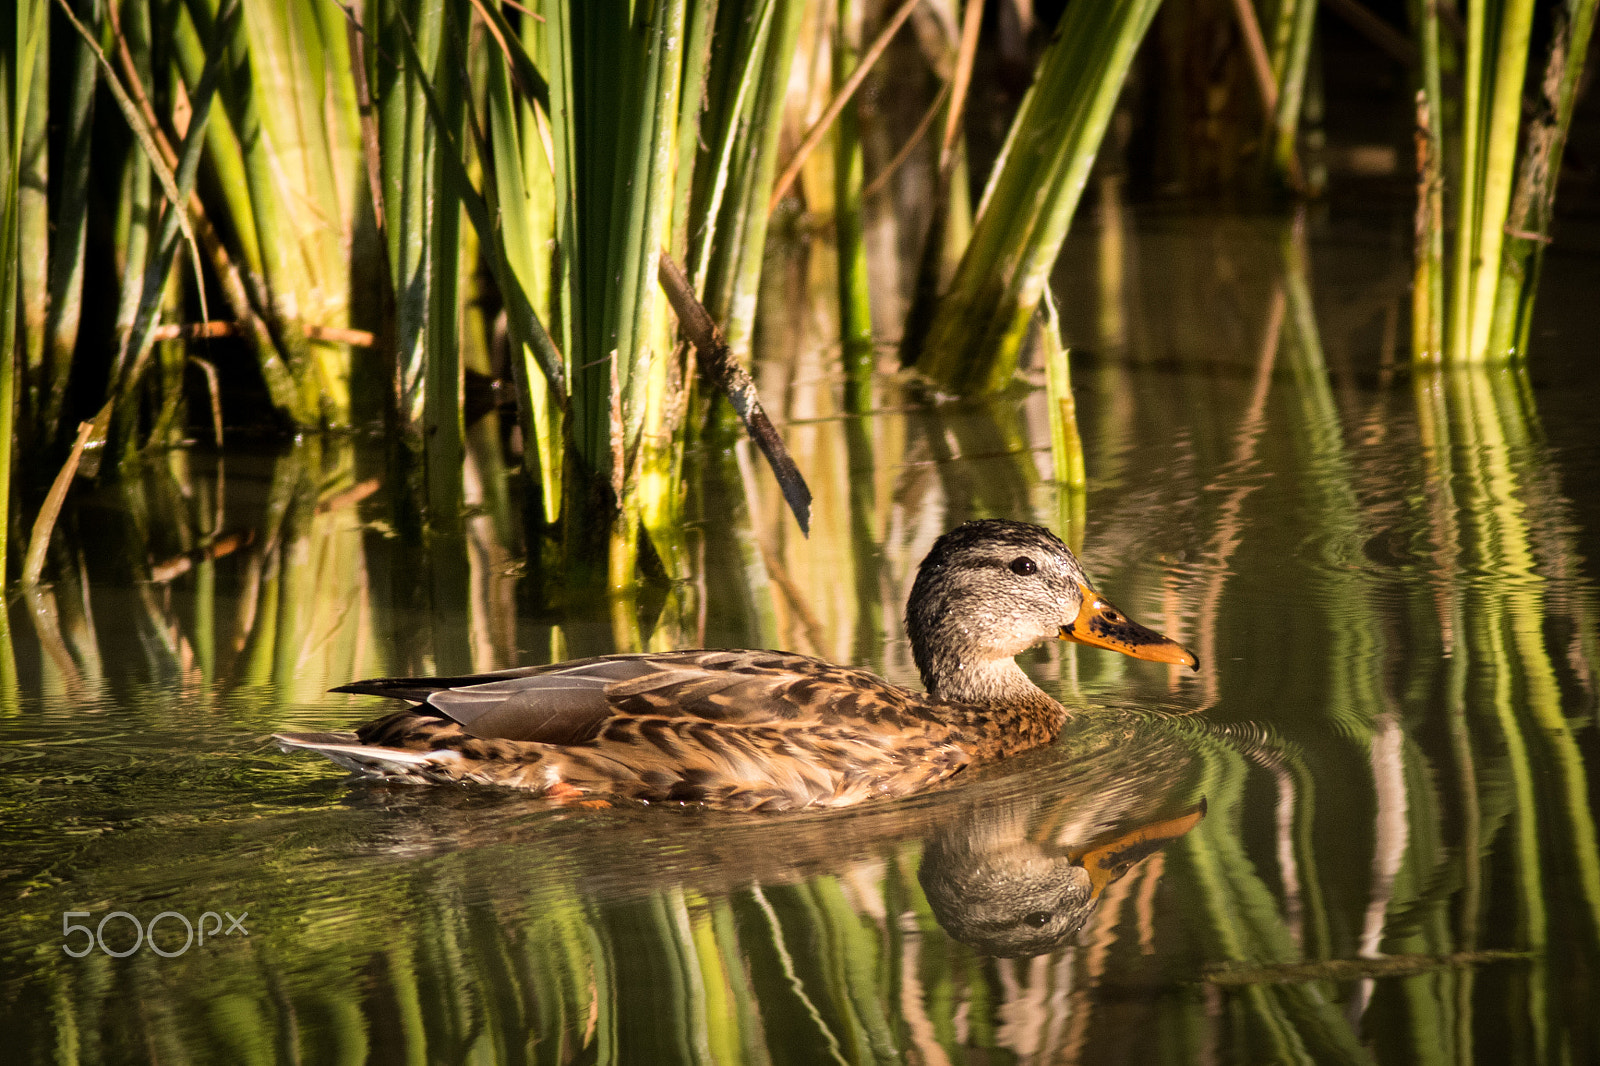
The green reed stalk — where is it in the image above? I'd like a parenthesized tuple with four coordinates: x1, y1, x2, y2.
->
(1, 2, 46, 672)
(114, 21, 221, 415)
(700, 0, 804, 355)
(39, 0, 96, 442)
(1267, 0, 1314, 186)
(620, 0, 693, 584)
(485, 38, 561, 522)
(1443, 0, 1535, 363)
(1041, 291, 1086, 550)
(687, 0, 772, 295)
(914, 0, 1162, 395)
(18, 4, 46, 442)
(203, 0, 323, 422)
(537, 0, 613, 563)
(107, 3, 154, 385)
(422, 4, 468, 536)
(835, 0, 874, 416)
(374, 0, 432, 428)
(1410, 0, 1445, 359)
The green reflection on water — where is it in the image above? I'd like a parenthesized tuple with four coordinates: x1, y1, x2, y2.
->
(3, 208, 1598, 1064)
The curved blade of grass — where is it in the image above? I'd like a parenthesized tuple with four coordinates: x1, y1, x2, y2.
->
(21, 420, 95, 588)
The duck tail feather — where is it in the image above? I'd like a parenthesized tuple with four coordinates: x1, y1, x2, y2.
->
(273, 732, 456, 779)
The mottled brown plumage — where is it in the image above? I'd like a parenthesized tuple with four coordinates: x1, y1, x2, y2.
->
(275, 520, 1196, 811)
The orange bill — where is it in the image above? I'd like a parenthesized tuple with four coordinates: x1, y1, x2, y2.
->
(1068, 801, 1208, 899)
(1058, 582, 1198, 670)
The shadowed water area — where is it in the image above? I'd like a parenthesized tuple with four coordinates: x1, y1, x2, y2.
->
(3, 199, 1598, 1063)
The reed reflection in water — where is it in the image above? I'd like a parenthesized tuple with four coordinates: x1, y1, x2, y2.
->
(3, 205, 1598, 1064)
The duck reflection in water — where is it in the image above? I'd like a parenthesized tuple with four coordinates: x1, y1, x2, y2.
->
(920, 787, 1205, 958)
(320, 715, 1206, 964)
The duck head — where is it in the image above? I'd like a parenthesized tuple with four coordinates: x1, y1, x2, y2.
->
(905, 520, 1196, 702)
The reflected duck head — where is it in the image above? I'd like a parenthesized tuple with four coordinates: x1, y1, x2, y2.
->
(919, 800, 1206, 958)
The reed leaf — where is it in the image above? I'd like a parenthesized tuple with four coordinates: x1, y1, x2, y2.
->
(381, 0, 572, 553)
(687, 0, 773, 295)
(1459, 0, 1537, 363)
(913, 0, 1162, 394)
(485, 38, 562, 521)
(699, 0, 804, 354)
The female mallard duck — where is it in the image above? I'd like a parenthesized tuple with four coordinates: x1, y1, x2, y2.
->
(275, 520, 1196, 811)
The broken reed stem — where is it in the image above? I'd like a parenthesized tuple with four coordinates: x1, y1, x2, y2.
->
(658, 251, 812, 535)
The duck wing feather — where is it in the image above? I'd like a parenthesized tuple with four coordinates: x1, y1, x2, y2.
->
(336, 649, 938, 746)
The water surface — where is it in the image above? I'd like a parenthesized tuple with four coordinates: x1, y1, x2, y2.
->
(3, 202, 1598, 1064)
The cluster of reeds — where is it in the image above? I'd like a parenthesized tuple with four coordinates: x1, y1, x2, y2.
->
(1409, 0, 1597, 362)
(5, 0, 1594, 610)
(0, 0, 1180, 606)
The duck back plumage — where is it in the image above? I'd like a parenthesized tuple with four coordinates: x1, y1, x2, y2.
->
(279, 650, 974, 811)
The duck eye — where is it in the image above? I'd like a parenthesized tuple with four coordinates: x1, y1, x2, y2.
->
(1022, 911, 1053, 928)
(1009, 557, 1037, 576)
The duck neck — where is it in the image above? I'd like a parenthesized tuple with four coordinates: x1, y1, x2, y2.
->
(921, 656, 1068, 760)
